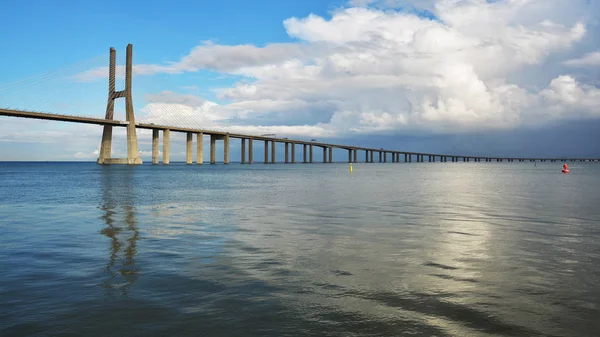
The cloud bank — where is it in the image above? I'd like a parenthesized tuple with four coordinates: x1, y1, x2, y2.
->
(77, 0, 600, 139)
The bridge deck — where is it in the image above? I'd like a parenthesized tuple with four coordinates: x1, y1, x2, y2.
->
(1, 108, 598, 161)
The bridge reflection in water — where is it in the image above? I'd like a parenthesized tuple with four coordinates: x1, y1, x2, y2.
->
(99, 167, 140, 296)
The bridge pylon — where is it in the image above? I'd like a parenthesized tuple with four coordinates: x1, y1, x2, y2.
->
(97, 44, 142, 165)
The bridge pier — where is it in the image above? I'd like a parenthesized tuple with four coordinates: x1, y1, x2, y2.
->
(186, 132, 193, 164)
(285, 142, 289, 163)
(210, 135, 216, 164)
(291, 143, 295, 163)
(163, 129, 170, 164)
(322, 147, 327, 163)
(224, 134, 229, 164)
(248, 139, 253, 164)
(97, 44, 142, 165)
(303, 144, 307, 163)
(265, 141, 269, 164)
(152, 130, 159, 165)
(354, 149, 358, 163)
(241, 138, 246, 164)
(197, 133, 203, 164)
(310, 145, 314, 163)
(271, 140, 276, 164)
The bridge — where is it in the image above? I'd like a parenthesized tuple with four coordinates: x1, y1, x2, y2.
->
(1, 44, 598, 165)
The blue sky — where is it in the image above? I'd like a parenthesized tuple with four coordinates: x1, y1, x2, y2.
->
(1, 0, 599, 161)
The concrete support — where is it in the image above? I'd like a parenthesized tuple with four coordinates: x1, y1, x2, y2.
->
(265, 141, 269, 164)
(378, 152, 382, 163)
(384, 152, 387, 163)
(97, 44, 141, 165)
(354, 149, 358, 163)
(285, 142, 289, 163)
(152, 129, 159, 165)
(97, 48, 116, 164)
(124, 45, 142, 165)
(248, 139, 253, 164)
(186, 132, 193, 164)
(303, 144, 307, 163)
(322, 147, 327, 163)
(348, 149, 353, 163)
(224, 134, 229, 164)
(163, 129, 170, 165)
(210, 135, 216, 164)
(370, 151, 374, 163)
(291, 143, 296, 163)
(241, 138, 246, 164)
(196, 133, 203, 164)
(271, 140, 276, 163)
(310, 145, 313, 163)
(329, 147, 333, 163)
(366, 150, 369, 163)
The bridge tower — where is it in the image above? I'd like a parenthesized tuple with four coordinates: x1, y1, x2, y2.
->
(97, 44, 142, 165)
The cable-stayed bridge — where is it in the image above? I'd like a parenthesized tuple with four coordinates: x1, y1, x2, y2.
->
(1, 44, 598, 164)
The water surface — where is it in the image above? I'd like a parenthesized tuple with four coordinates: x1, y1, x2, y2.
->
(1, 162, 599, 336)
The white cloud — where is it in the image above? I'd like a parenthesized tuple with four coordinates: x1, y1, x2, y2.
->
(563, 51, 600, 67)
(73, 0, 599, 137)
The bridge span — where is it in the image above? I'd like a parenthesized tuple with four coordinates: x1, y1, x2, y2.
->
(2, 107, 598, 165)
(1, 44, 598, 165)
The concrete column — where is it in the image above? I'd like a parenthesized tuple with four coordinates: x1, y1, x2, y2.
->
(163, 129, 170, 165)
(196, 133, 203, 164)
(224, 134, 229, 164)
(152, 129, 159, 165)
(210, 135, 216, 164)
(365, 150, 369, 163)
(271, 140, 276, 163)
(348, 149, 352, 163)
(241, 138, 246, 164)
(303, 144, 307, 163)
(404, 154, 407, 162)
(124, 44, 142, 165)
(329, 147, 333, 163)
(285, 142, 289, 163)
(310, 145, 313, 163)
(291, 143, 296, 163)
(186, 132, 193, 164)
(370, 151, 374, 163)
(248, 139, 253, 164)
(354, 149, 358, 163)
(384, 152, 387, 163)
(322, 147, 327, 163)
(97, 48, 116, 165)
(264, 141, 269, 164)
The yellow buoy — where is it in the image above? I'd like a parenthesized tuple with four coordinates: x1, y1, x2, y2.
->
(349, 162, 353, 173)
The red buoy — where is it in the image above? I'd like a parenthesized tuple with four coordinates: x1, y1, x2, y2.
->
(562, 163, 569, 174)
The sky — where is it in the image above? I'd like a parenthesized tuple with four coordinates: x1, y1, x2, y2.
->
(1, 0, 599, 161)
